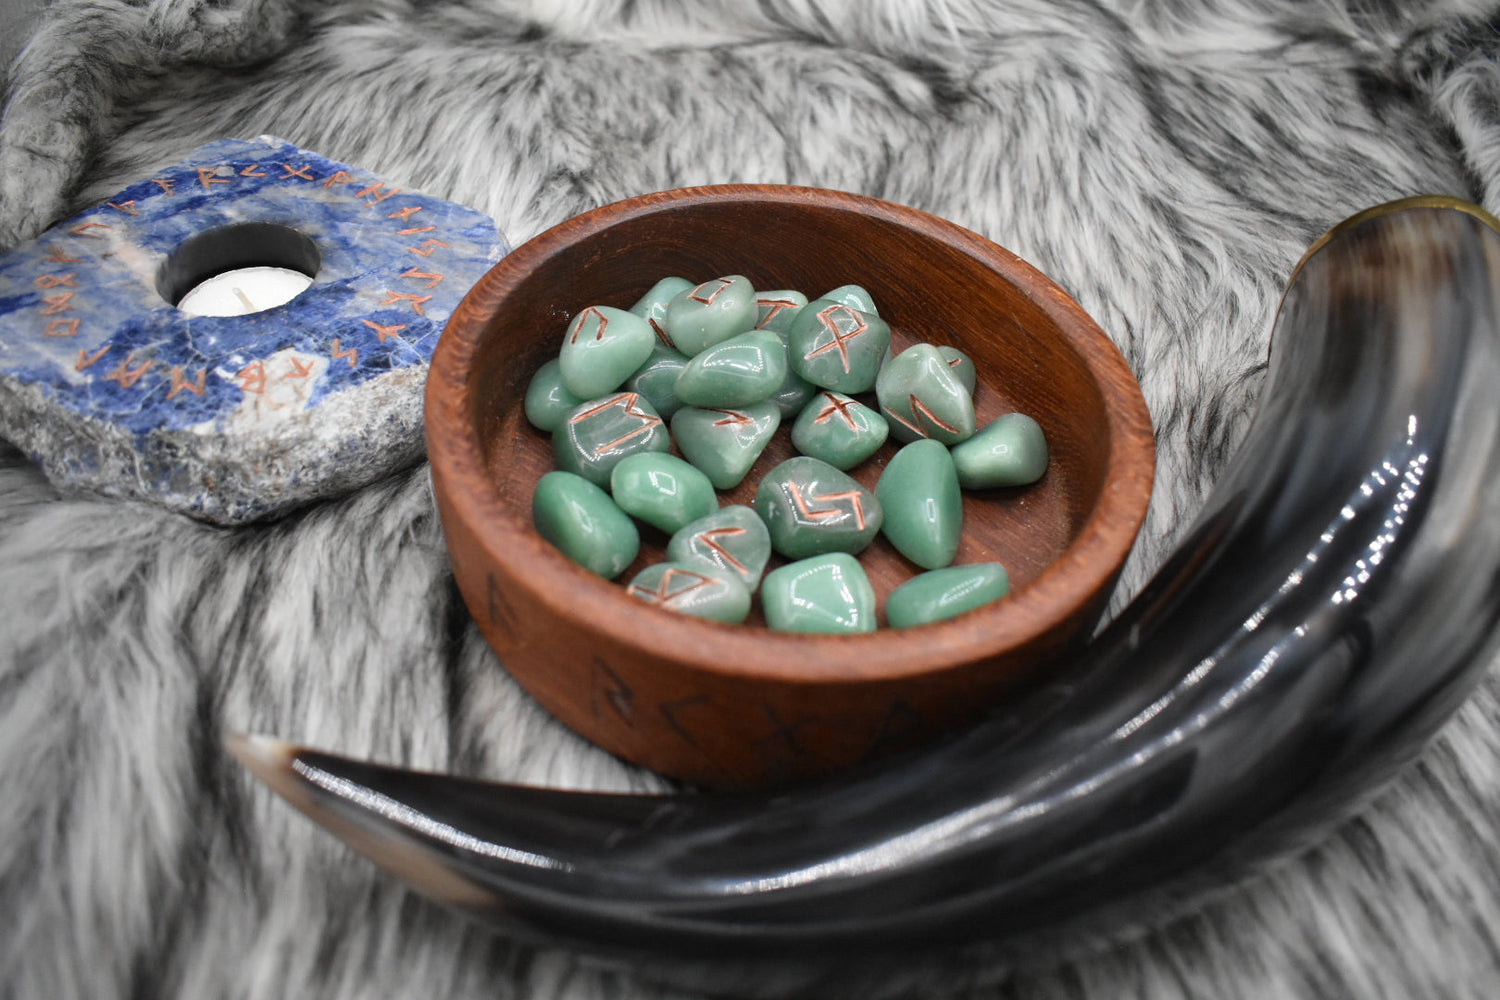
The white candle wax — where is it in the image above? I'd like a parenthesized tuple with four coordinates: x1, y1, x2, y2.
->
(176, 266, 314, 317)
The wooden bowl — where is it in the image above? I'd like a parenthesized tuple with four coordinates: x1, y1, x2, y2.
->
(426, 185, 1154, 788)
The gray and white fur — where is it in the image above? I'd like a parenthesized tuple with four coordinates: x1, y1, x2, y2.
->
(3, 2, 1500, 998)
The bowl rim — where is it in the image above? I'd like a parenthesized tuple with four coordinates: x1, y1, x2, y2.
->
(427, 183, 1155, 685)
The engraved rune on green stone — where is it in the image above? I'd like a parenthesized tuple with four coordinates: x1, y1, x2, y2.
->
(788, 299, 891, 393)
(625, 562, 751, 623)
(557, 305, 655, 399)
(754, 289, 809, 335)
(553, 392, 670, 487)
(755, 456, 883, 559)
(631, 275, 695, 352)
(876, 343, 976, 445)
(938, 345, 976, 395)
(624, 338, 691, 419)
(666, 505, 771, 591)
(670, 402, 780, 490)
(791, 391, 889, 470)
(665, 274, 759, 356)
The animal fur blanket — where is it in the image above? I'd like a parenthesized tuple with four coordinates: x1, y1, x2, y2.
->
(3, 1, 1500, 997)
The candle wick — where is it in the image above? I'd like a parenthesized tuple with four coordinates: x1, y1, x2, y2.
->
(233, 287, 256, 312)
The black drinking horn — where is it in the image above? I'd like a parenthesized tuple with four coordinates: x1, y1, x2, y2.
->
(230, 197, 1500, 995)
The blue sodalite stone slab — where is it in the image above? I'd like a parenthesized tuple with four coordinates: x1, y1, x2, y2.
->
(0, 135, 506, 523)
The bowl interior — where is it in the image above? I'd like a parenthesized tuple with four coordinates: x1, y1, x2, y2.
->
(436, 186, 1150, 686)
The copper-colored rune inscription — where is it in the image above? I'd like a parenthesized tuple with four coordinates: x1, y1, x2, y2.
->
(380, 290, 431, 315)
(788, 480, 868, 528)
(803, 304, 869, 373)
(693, 526, 749, 574)
(69, 222, 112, 239)
(41, 292, 75, 316)
(355, 182, 401, 204)
(236, 362, 267, 395)
(166, 366, 206, 400)
(756, 297, 800, 328)
(104, 354, 151, 389)
(688, 277, 732, 305)
(628, 567, 716, 608)
(406, 239, 450, 257)
(74, 345, 110, 371)
(887, 394, 961, 438)
(812, 391, 859, 429)
(362, 319, 409, 342)
(707, 408, 752, 427)
(329, 339, 358, 367)
(569, 393, 662, 456)
(400, 268, 444, 289)
(568, 306, 609, 343)
(195, 167, 230, 190)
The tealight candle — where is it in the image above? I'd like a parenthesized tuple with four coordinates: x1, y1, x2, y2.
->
(175, 265, 314, 317)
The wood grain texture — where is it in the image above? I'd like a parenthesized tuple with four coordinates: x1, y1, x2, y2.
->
(427, 184, 1155, 786)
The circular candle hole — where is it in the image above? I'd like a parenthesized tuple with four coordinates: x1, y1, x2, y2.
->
(157, 222, 320, 317)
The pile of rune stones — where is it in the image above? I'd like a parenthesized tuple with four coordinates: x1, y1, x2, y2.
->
(526, 275, 1048, 633)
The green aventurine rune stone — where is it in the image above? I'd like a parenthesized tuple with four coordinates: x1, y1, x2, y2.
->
(876, 343, 976, 445)
(557, 305, 655, 399)
(666, 505, 772, 590)
(949, 412, 1050, 489)
(631, 275, 695, 351)
(791, 391, 889, 470)
(821, 283, 878, 316)
(532, 471, 640, 579)
(755, 289, 809, 335)
(759, 316, 817, 417)
(670, 402, 780, 490)
(787, 298, 891, 394)
(553, 392, 670, 487)
(768, 364, 817, 418)
(875, 439, 963, 569)
(625, 339, 691, 419)
(755, 456, 883, 559)
(625, 562, 751, 624)
(762, 553, 877, 634)
(665, 274, 759, 356)
(609, 452, 718, 535)
(673, 329, 788, 407)
(524, 358, 584, 432)
(939, 345, 977, 395)
(886, 562, 1010, 628)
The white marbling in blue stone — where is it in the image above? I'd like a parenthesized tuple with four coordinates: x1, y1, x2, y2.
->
(0, 135, 505, 523)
